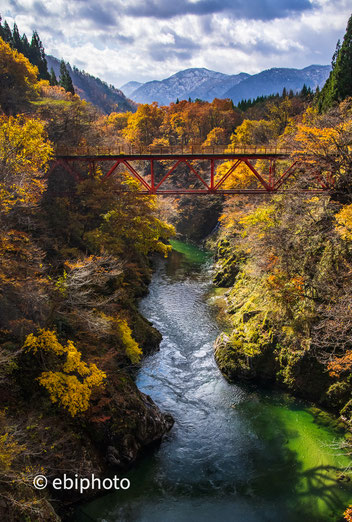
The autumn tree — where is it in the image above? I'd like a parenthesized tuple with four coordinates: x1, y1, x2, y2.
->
(229, 118, 275, 146)
(0, 37, 40, 114)
(202, 127, 227, 147)
(123, 103, 163, 147)
(289, 100, 352, 202)
(0, 114, 53, 214)
(24, 329, 106, 417)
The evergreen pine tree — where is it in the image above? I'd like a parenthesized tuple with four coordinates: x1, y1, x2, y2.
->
(2, 20, 13, 44)
(12, 23, 23, 54)
(332, 39, 341, 68)
(301, 84, 309, 98)
(21, 33, 30, 57)
(59, 60, 75, 94)
(49, 67, 58, 86)
(317, 14, 352, 111)
(29, 31, 50, 81)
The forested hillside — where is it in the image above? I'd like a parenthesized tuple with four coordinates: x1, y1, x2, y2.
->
(46, 55, 136, 114)
(0, 17, 135, 115)
(0, 34, 174, 521)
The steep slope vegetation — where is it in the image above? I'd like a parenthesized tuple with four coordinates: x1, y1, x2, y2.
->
(46, 55, 136, 114)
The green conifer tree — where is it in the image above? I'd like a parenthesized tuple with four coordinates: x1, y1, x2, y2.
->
(1, 20, 13, 44)
(49, 67, 58, 86)
(21, 33, 30, 57)
(301, 84, 308, 98)
(59, 60, 75, 94)
(317, 14, 352, 111)
(29, 31, 50, 81)
(12, 23, 23, 54)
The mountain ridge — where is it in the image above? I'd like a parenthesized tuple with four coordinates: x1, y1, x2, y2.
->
(125, 65, 331, 106)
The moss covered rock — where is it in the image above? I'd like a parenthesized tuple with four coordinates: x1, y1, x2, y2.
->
(213, 239, 245, 287)
(214, 331, 277, 383)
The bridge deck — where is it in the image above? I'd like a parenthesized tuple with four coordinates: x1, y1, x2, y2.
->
(57, 153, 291, 161)
(55, 146, 293, 160)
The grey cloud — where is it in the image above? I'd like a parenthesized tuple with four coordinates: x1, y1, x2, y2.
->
(36, 24, 64, 40)
(149, 46, 195, 62)
(95, 32, 135, 49)
(32, 1, 51, 17)
(147, 29, 200, 62)
(123, 0, 315, 21)
(162, 29, 201, 50)
(224, 39, 301, 56)
(77, 3, 118, 27)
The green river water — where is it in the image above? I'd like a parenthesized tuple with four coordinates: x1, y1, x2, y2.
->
(76, 240, 352, 522)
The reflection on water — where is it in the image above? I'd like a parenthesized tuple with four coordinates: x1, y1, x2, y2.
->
(77, 242, 352, 522)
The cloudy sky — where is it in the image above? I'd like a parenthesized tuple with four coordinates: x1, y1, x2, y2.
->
(2, 0, 351, 88)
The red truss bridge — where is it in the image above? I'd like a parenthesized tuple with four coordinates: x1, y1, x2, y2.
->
(48, 147, 334, 195)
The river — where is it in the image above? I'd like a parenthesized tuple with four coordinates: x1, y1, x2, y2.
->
(77, 240, 352, 522)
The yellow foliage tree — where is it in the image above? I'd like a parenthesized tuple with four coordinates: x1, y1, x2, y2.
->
(229, 119, 275, 147)
(114, 318, 142, 364)
(239, 204, 276, 238)
(0, 114, 53, 213)
(23, 330, 106, 417)
(202, 127, 227, 148)
(104, 111, 132, 130)
(335, 204, 352, 240)
(122, 103, 164, 147)
(294, 124, 339, 157)
(0, 37, 39, 113)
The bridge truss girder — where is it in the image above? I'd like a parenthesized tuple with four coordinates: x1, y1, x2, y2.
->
(47, 154, 334, 195)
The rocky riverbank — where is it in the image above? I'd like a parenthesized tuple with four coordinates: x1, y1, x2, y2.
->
(211, 237, 352, 433)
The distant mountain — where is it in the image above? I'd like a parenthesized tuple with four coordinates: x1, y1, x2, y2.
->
(224, 65, 331, 104)
(129, 68, 249, 105)
(127, 65, 331, 105)
(46, 56, 136, 114)
(120, 81, 143, 97)
(188, 72, 250, 101)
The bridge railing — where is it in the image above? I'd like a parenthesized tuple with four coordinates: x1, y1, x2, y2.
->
(55, 145, 293, 157)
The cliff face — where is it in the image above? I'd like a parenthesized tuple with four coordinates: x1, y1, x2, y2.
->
(0, 277, 173, 522)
